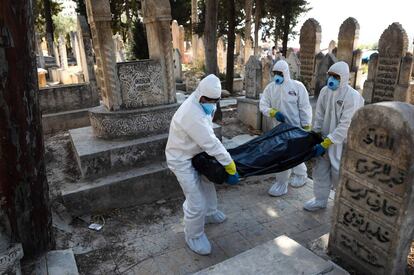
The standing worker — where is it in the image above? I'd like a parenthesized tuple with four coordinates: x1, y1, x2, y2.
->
(165, 74, 239, 255)
(304, 61, 364, 211)
(260, 60, 313, 197)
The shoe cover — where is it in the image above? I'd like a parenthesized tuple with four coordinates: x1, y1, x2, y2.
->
(268, 181, 288, 197)
(303, 198, 327, 211)
(289, 174, 306, 188)
(186, 233, 211, 255)
(205, 210, 227, 224)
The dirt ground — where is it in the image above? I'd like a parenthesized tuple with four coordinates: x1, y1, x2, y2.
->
(31, 103, 414, 274)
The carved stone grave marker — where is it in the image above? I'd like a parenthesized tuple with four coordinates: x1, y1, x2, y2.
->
(245, 56, 262, 99)
(329, 102, 414, 275)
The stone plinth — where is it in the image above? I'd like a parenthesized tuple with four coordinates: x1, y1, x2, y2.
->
(89, 103, 179, 140)
(237, 97, 261, 130)
(329, 102, 414, 275)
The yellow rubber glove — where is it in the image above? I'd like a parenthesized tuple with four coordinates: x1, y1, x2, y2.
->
(320, 137, 333, 149)
(269, 108, 278, 118)
(224, 160, 237, 175)
(303, 125, 311, 131)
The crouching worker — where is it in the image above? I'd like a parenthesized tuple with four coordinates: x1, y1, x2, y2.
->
(165, 74, 239, 255)
(304, 61, 364, 211)
(260, 60, 312, 197)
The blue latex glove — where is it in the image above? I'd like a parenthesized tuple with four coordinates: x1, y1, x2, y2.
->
(275, 112, 285, 123)
(226, 172, 240, 185)
(313, 144, 326, 157)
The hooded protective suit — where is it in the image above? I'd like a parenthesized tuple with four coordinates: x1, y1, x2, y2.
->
(309, 61, 364, 207)
(259, 60, 313, 196)
(166, 74, 232, 253)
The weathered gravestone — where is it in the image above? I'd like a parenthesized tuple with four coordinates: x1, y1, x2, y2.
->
(173, 48, 183, 82)
(314, 53, 338, 97)
(328, 40, 336, 54)
(329, 102, 414, 275)
(299, 18, 321, 95)
(58, 35, 68, 69)
(261, 55, 273, 89)
(217, 36, 226, 73)
(237, 56, 262, 130)
(113, 33, 126, 62)
(286, 51, 301, 80)
(337, 17, 363, 90)
(171, 20, 180, 51)
(363, 23, 412, 104)
(178, 25, 185, 60)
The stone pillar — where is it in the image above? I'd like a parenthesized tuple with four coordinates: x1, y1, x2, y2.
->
(85, 0, 122, 110)
(58, 35, 68, 69)
(363, 23, 409, 103)
(142, 0, 176, 105)
(217, 36, 226, 73)
(329, 102, 414, 275)
(70, 31, 82, 68)
(179, 25, 185, 60)
(76, 15, 99, 99)
(299, 18, 321, 95)
(337, 17, 360, 68)
(237, 56, 262, 130)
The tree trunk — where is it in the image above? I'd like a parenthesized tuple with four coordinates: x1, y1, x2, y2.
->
(244, 0, 253, 61)
(0, 0, 53, 258)
(254, 0, 262, 56)
(43, 0, 54, 56)
(204, 0, 219, 75)
(191, 0, 198, 62)
(281, 11, 291, 57)
(225, 0, 236, 94)
(274, 16, 281, 49)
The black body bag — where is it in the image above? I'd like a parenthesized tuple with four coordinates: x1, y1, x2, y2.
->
(192, 123, 323, 184)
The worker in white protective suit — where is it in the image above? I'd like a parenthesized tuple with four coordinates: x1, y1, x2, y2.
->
(165, 74, 239, 255)
(260, 60, 313, 197)
(304, 61, 364, 211)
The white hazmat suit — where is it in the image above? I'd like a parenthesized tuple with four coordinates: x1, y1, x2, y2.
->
(166, 74, 233, 255)
(304, 61, 364, 211)
(260, 60, 313, 196)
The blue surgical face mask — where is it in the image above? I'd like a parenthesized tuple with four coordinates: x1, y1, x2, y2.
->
(274, 75, 284, 85)
(200, 103, 216, 115)
(327, 76, 340, 90)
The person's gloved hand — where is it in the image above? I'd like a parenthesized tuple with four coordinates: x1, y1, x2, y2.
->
(269, 108, 285, 123)
(303, 125, 311, 131)
(313, 138, 333, 157)
(224, 161, 239, 185)
(227, 172, 240, 185)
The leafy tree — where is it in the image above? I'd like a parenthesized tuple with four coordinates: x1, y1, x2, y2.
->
(129, 18, 149, 60)
(264, 0, 311, 56)
(33, 0, 61, 36)
(170, 0, 192, 38)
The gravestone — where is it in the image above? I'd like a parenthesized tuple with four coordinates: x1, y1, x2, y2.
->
(299, 18, 321, 95)
(286, 51, 301, 80)
(171, 20, 180, 51)
(237, 56, 262, 130)
(64, 0, 181, 215)
(179, 25, 185, 60)
(362, 23, 411, 104)
(53, 43, 60, 67)
(58, 35, 68, 69)
(196, 36, 205, 65)
(337, 17, 360, 68)
(113, 33, 126, 62)
(70, 31, 82, 68)
(244, 37, 253, 64)
(261, 55, 273, 89)
(329, 102, 414, 275)
(328, 40, 336, 54)
(235, 34, 242, 55)
(173, 48, 183, 82)
(217, 36, 226, 73)
(314, 53, 338, 96)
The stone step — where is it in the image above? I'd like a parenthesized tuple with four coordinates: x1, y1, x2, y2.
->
(35, 249, 79, 275)
(61, 162, 181, 216)
(69, 126, 169, 179)
(194, 235, 342, 275)
(42, 108, 91, 135)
